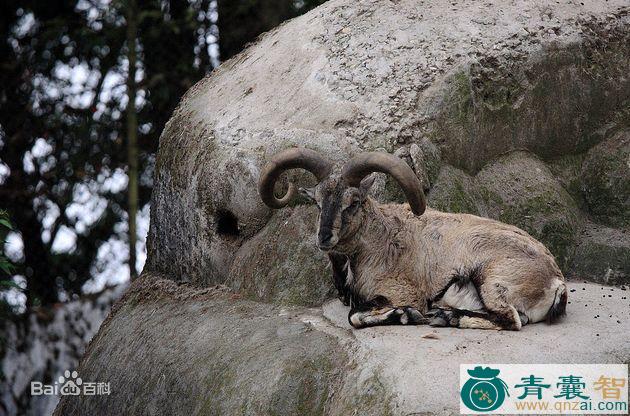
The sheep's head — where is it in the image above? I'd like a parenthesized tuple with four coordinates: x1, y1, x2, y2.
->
(298, 173, 375, 251)
(258, 148, 426, 252)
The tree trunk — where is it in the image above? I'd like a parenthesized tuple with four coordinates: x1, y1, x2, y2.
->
(126, 0, 139, 280)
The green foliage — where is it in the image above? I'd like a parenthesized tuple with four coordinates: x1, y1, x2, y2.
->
(0, 210, 13, 274)
(0, 0, 214, 307)
(0, 210, 21, 319)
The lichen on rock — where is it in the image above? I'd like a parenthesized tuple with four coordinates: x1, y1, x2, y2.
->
(427, 165, 486, 216)
(476, 151, 582, 270)
(228, 205, 335, 307)
(569, 222, 630, 285)
(581, 129, 630, 227)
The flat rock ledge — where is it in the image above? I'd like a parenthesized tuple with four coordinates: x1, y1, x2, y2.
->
(56, 276, 630, 416)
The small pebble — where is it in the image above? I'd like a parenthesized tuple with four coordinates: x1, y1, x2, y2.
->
(596, 333, 599, 336)
(570, 289, 576, 292)
(617, 320, 621, 324)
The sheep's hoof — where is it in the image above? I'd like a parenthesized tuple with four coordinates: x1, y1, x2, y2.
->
(338, 295, 350, 306)
(429, 309, 451, 327)
(429, 316, 448, 327)
(518, 311, 529, 326)
(425, 308, 440, 317)
(397, 307, 428, 325)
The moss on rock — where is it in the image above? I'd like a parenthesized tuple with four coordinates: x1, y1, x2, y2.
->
(268, 353, 336, 416)
(568, 222, 630, 285)
(329, 365, 396, 416)
(57, 280, 352, 416)
(381, 175, 408, 204)
(427, 165, 486, 215)
(228, 206, 335, 307)
(432, 34, 630, 174)
(549, 153, 587, 208)
(409, 138, 442, 189)
(476, 151, 581, 270)
(581, 129, 630, 227)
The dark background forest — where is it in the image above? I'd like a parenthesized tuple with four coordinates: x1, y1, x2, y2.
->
(0, 0, 326, 317)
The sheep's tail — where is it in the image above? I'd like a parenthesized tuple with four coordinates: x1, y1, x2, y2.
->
(546, 281, 568, 324)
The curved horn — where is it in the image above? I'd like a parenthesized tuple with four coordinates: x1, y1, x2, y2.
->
(342, 152, 426, 215)
(258, 148, 332, 209)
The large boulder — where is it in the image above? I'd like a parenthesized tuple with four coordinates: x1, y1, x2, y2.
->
(55, 276, 398, 416)
(62, 0, 630, 414)
(146, 0, 629, 297)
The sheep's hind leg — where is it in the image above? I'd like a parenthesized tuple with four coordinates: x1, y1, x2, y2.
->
(457, 310, 506, 330)
(429, 308, 520, 330)
(430, 276, 522, 330)
(348, 296, 429, 328)
(475, 282, 523, 330)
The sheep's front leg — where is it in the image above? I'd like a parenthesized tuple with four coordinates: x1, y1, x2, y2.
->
(328, 253, 351, 306)
(348, 296, 429, 328)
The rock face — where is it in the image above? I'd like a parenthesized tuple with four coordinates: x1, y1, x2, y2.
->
(0, 285, 126, 416)
(60, 0, 630, 415)
(146, 0, 629, 294)
(581, 130, 630, 228)
(57, 277, 394, 416)
(476, 152, 582, 270)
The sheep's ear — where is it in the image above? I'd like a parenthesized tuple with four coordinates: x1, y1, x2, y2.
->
(359, 174, 376, 197)
(298, 186, 316, 202)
